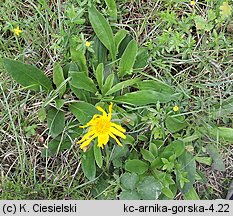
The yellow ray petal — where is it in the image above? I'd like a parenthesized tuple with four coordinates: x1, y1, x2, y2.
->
(80, 134, 97, 149)
(110, 127, 126, 139)
(110, 122, 126, 132)
(97, 134, 109, 148)
(109, 132, 123, 146)
(108, 102, 113, 120)
(77, 129, 96, 144)
(96, 106, 107, 116)
(79, 115, 101, 128)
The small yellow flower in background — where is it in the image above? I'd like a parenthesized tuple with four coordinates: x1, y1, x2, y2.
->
(85, 41, 91, 47)
(173, 105, 179, 112)
(13, 26, 23, 36)
(77, 102, 126, 151)
(220, 2, 232, 19)
(190, 1, 195, 6)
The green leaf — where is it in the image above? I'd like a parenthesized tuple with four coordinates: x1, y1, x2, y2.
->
(162, 187, 174, 199)
(3, 58, 52, 92)
(93, 36, 108, 66)
(95, 63, 104, 90)
(209, 127, 233, 143)
(149, 143, 158, 157)
(42, 136, 71, 157)
(118, 39, 138, 77)
(112, 145, 129, 160)
(133, 47, 149, 70)
(102, 73, 115, 95)
(182, 134, 199, 143)
(125, 159, 148, 175)
(141, 149, 155, 162)
(194, 15, 213, 32)
(195, 156, 212, 166)
(117, 34, 133, 58)
(69, 102, 99, 125)
(55, 98, 65, 110)
(172, 140, 185, 157)
(161, 140, 184, 159)
(89, 5, 116, 60)
(135, 80, 174, 94)
(165, 116, 188, 133)
(69, 86, 91, 103)
(220, 2, 232, 19)
(213, 95, 233, 117)
(53, 62, 66, 97)
(38, 107, 46, 122)
(178, 151, 196, 193)
(104, 0, 117, 21)
(105, 78, 141, 95)
(47, 107, 65, 138)
(115, 90, 171, 106)
(137, 176, 162, 200)
(69, 71, 97, 93)
(121, 135, 135, 145)
(206, 144, 225, 171)
(207, 9, 216, 21)
(69, 38, 88, 74)
(120, 173, 139, 190)
(183, 187, 200, 200)
(114, 29, 127, 53)
(82, 147, 96, 180)
(120, 191, 140, 200)
(94, 143, 103, 168)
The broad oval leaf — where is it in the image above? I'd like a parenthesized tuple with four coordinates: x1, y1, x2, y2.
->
(94, 143, 103, 168)
(53, 62, 66, 97)
(114, 29, 127, 53)
(183, 187, 200, 200)
(82, 147, 96, 180)
(206, 144, 225, 171)
(137, 176, 162, 200)
(165, 116, 188, 133)
(135, 80, 174, 94)
(178, 151, 196, 193)
(209, 127, 233, 143)
(105, 78, 141, 95)
(69, 71, 97, 93)
(120, 191, 140, 200)
(118, 39, 138, 77)
(3, 58, 52, 92)
(133, 47, 149, 70)
(102, 73, 115, 95)
(47, 107, 65, 138)
(114, 90, 172, 106)
(89, 5, 116, 60)
(95, 63, 104, 90)
(69, 102, 100, 125)
(120, 173, 139, 190)
(141, 149, 155, 162)
(125, 159, 148, 174)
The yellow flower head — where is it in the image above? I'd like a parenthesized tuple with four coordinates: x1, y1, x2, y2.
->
(77, 103, 126, 150)
(13, 26, 23, 36)
(173, 105, 179, 112)
(190, 1, 195, 6)
(85, 41, 91, 47)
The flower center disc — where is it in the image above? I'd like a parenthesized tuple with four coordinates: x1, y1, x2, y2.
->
(95, 117, 110, 134)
